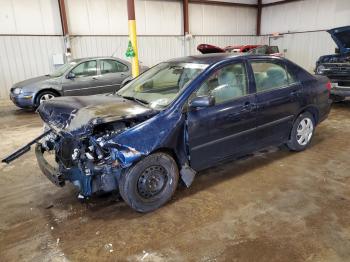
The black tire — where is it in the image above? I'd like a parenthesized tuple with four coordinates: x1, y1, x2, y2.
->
(119, 152, 179, 213)
(36, 90, 57, 107)
(330, 95, 346, 103)
(286, 112, 315, 152)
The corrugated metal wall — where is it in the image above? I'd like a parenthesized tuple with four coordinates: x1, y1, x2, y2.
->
(70, 35, 268, 67)
(0, 0, 262, 100)
(70, 36, 184, 67)
(0, 36, 65, 98)
(68, 0, 262, 67)
(0, 0, 64, 100)
(269, 31, 335, 72)
(261, 0, 350, 72)
(0, 0, 62, 35)
(188, 3, 257, 35)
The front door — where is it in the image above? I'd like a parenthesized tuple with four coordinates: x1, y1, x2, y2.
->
(62, 60, 102, 96)
(187, 62, 257, 171)
(249, 60, 303, 147)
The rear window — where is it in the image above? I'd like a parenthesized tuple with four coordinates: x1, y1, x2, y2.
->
(251, 61, 297, 92)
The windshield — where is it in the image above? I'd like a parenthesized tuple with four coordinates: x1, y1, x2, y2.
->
(50, 62, 77, 77)
(116, 62, 208, 109)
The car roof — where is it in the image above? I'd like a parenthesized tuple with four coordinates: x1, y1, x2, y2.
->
(71, 56, 127, 63)
(167, 53, 283, 65)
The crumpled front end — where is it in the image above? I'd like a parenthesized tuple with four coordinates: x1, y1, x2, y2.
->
(36, 120, 147, 198)
(31, 94, 192, 198)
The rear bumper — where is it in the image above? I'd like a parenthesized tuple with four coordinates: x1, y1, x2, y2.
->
(318, 98, 332, 124)
(35, 144, 65, 187)
(330, 86, 350, 97)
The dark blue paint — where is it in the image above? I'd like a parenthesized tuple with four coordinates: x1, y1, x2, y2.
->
(33, 54, 331, 193)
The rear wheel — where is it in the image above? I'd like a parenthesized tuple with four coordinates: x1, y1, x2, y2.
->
(119, 152, 179, 213)
(286, 112, 315, 151)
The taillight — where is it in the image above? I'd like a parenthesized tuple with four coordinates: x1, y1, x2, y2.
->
(326, 81, 332, 93)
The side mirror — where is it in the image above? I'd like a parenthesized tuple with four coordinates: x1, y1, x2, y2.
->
(67, 72, 75, 79)
(189, 96, 215, 109)
(335, 48, 340, 54)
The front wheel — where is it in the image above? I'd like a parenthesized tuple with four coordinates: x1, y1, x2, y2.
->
(119, 152, 179, 213)
(286, 112, 315, 151)
(36, 91, 57, 106)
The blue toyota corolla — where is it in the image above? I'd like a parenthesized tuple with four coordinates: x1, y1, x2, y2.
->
(3, 53, 331, 212)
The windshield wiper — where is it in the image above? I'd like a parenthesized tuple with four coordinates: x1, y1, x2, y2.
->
(120, 95, 149, 106)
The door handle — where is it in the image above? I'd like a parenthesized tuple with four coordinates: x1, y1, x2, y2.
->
(290, 90, 301, 97)
(241, 101, 255, 112)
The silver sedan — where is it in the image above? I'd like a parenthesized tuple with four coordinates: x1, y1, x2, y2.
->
(10, 56, 147, 109)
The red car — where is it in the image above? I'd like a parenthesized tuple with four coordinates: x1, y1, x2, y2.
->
(197, 44, 282, 56)
(224, 45, 260, 53)
(197, 44, 260, 54)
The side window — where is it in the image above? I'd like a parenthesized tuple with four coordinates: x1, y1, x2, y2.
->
(251, 61, 296, 92)
(195, 63, 247, 104)
(100, 60, 128, 74)
(71, 60, 97, 77)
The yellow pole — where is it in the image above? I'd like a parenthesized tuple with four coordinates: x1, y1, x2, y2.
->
(128, 20, 139, 77)
(127, 0, 139, 77)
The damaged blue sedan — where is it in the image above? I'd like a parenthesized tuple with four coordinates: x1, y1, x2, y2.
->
(3, 53, 331, 212)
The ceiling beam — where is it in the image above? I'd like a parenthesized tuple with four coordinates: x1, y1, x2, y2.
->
(262, 0, 302, 8)
(189, 0, 257, 8)
(256, 0, 262, 35)
(58, 0, 69, 36)
(183, 0, 189, 35)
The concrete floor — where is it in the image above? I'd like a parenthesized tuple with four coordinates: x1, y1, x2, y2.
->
(0, 101, 350, 262)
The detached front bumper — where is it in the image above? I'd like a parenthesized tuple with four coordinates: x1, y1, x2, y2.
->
(35, 144, 65, 187)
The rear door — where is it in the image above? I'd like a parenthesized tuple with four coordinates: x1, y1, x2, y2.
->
(98, 59, 131, 93)
(61, 60, 101, 96)
(249, 59, 303, 147)
(187, 61, 257, 171)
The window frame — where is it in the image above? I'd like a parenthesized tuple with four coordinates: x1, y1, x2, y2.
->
(189, 61, 251, 107)
(99, 59, 129, 75)
(249, 59, 300, 94)
(69, 60, 98, 78)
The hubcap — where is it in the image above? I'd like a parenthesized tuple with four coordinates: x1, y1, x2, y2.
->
(296, 117, 313, 146)
(39, 94, 54, 104)
(137, 165, 168, 199)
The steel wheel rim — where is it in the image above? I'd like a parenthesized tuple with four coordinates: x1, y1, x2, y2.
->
(137, 165, 168, 199)
(296, 117, 313, 146)
(39, 94, 54, 104)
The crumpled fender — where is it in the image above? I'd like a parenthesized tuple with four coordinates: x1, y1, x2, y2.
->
(101, 107, 187, 167)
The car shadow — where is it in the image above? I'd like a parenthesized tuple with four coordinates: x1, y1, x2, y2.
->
(331, 99, 350, 109)
(0, 104, 36, 116)
(40, 126, 328, 223)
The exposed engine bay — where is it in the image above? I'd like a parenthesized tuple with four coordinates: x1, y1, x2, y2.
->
(2, 92, 196, 206)
(39, 117, 149, 198)
(317, 54, 350, 64)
